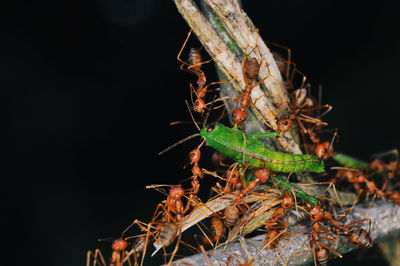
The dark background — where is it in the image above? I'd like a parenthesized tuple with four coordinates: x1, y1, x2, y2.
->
(3, 1, 399, 265)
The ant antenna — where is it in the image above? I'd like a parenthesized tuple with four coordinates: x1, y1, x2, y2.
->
(159, 133, 200, 155)
(120, 221, 137, 238)
(203, 95, 218, 128)
(97, 237, 115, 242)
(326, 129, 338, 155)
(185, 100, 201, 131)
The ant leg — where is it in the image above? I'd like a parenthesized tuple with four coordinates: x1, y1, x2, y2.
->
(267, 41, 294, 83)
(296, 119, 308, 134)
(343, 218, 371, 230)
(187, 50, 223, 72)
(318, 241, 343, 258)
(298, 114, 328, 126)
(167, 227, 182, 264)
(251, 64, 272, 88)
(86, 249, 106, 266)
(177, 30, 193, 67)
(199, 245, 214, 266)
(301, 104, 333, 115)
(194, 224, 215, 250)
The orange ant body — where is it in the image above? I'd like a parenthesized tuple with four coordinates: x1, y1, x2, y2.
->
(154, 221, 179, 248)
(263, 193, 294, 249)
(87, 222, 146, 266)
(234, 168, 270, 205)
(177, 32, 209, 113)
(348, 227, 373, 248)
(386, 191, 400, 205)
(277, 88, 332, 135)
(223, 164, 242, 193)
(188, 147, 203, 195)
(109, 239, 129, 266)
(166, 185, 192, 223)
(292, 202, 343, 265)
(199, 215, 228, 249)
(334, 169, 386, 201)
(223, 205, 241, 228)
(369, 159, 387, 172)
(177, 31, 227, 113)
(232, 51, 271, 127)
(210, 215, 226, 244)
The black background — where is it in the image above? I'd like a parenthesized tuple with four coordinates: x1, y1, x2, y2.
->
(3, 1, 400, 265)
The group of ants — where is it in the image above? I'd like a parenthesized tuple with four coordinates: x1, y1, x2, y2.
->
(87, 32, 400, 266)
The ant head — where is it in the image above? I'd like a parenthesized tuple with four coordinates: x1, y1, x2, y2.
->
(309, 205, 324, 222)
(277, 118, 292, 132)
(189, 148, 201, 164)
(255, 168, 270, 183)
(169, 185, 185, 199)
(112, 238, 128, 251)
(226, 168, 240, 184)
(369, 159, 386, 172)
(315, 141, 331, 159)
(232, 109, 248, 125)
(355, 171, 366, 182)
(281, 193, 294, 209)
(193, 98, 207, 114)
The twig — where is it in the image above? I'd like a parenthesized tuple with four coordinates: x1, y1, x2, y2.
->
(173, 0, 301, 154)
(171, 200, 400, 265)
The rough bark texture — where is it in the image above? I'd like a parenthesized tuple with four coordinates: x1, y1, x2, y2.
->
(173, 0, 301, 154)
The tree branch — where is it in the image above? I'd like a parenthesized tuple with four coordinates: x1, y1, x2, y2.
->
(172, 200, 400, 265)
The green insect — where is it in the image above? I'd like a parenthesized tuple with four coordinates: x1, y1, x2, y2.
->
(160, 122, 323, 205)
(161, 122, 324, 173)
(201, 123, 324, 172)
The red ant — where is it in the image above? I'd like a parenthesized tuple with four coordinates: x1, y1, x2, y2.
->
(177, 30, 227, 113)
(277, 85, 332, 136)
(269, 42, 297, 91)
(234, 168, 270, 207)
(87, 222, 146, 266)
(386, 191, 400, 205)
(333, 167, 387, 202)
(313, 128, 337, 160)
(370, 149, 400, 178)
(262, 193, 294, 250)
(199, 215, 227, 249)
(232, 47, 272, 127)
(292, 202, 343, 266)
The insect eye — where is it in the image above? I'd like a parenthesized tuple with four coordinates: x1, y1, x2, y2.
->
(207, 123, 217, 132)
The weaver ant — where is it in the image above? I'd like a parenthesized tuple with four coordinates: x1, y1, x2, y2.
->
(177, 30, 227, 113)
(261, 193, 294, 250)
(232, 45, 272, 127)
(87, 222, 147, 266)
